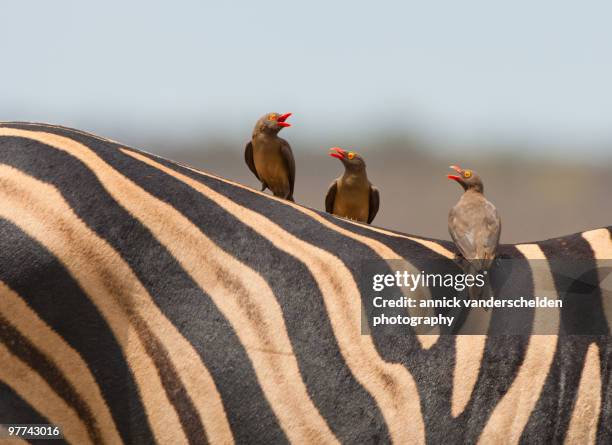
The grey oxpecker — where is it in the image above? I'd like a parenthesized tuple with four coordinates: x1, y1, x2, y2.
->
(448, 165, 501, 300)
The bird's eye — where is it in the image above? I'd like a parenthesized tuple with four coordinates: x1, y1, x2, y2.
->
(463, 170, 472, 178)
(268, 113, 277, 121)
(348, 152, 355, 160)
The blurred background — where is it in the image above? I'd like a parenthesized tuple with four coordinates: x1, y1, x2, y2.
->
(1, 1, 610, 243)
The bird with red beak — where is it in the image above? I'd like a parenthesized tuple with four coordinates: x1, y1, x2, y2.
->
(447, 165, 501, 300)
(245, 112, 295, 200)
(325, 147, 379, 224)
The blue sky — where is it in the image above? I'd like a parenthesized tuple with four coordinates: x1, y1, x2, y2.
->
(2, 1, 611, 157)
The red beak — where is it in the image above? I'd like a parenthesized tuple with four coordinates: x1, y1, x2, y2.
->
(277, 113, 292, 127)
(447, 165, 463, 181)
(329, 147, 346, 160)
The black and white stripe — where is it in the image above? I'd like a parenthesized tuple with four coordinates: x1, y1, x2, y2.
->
(0, 122, 609, 444)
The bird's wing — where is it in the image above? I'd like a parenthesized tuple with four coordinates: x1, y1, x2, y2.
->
(280, 139, 295, 200)
(448, 206, 478, 259)
(480, 202, 502, 262)
(244, 141, 260, 181)
(368, 185, 380, 224)
(325, 180, 338, 213)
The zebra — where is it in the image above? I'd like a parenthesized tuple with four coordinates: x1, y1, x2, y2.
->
(0, 122, 609, 444)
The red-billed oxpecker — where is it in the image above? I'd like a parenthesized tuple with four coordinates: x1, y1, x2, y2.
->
(245, 112, 295, 201)
(325, 147, 379, 224)
(447, 165, 501, 300)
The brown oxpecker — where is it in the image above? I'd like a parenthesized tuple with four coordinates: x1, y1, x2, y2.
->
(326, 147, 379, 224)
(245, 112, 295, 201)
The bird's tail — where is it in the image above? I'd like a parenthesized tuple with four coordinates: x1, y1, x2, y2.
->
(456, 256, 495, 303)
(469, 257, 496, 305)
(468, 275, 494, 302)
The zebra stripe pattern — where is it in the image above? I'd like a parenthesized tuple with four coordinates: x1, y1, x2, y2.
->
(0, 122, 610, 444)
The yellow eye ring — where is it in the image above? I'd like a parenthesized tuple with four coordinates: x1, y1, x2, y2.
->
(463, 170, 472, 178)
(268, 113, 277, 121)
(347, 152, 355, 160)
